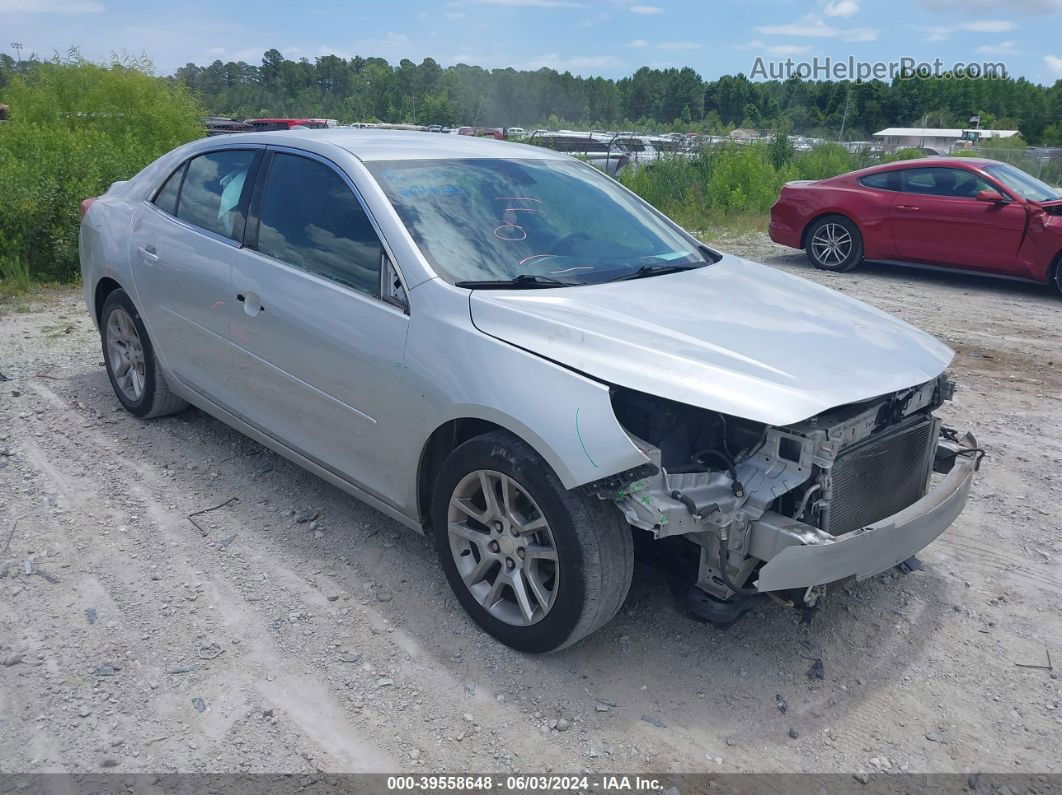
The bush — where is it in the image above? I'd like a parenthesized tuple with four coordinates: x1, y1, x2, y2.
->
(795, 143, 866, 180)
(620, 142, 798, 224)
(880, 147, 926, 163)
(0, 56, 203, 284)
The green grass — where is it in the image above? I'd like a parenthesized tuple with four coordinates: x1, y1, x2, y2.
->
(0, 256, 34, 300)
(693, 213, 771, 240)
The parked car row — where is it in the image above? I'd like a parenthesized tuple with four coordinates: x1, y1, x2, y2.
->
(80, 129, 984, 652)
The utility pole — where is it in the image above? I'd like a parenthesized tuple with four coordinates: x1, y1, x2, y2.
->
(838, 90, 851, 144)
(10, 42, 23, 70)
(412, 95, 416, 125)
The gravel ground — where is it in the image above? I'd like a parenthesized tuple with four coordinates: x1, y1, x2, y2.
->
(0, 234, 1060, 777)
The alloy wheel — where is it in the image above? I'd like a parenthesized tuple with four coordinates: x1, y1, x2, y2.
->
(447, 469, 560, 626)
(106, 308, 146, 402)
(810, 222, 853, 267)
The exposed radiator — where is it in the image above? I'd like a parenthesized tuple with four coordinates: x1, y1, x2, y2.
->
(823, 417, 938, 537)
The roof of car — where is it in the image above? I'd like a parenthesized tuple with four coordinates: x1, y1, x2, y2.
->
(213, 128, 564, 162)
(832, 156, 1006, 181)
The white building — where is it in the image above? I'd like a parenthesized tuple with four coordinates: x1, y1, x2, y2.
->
(872, 127, 1020, 154)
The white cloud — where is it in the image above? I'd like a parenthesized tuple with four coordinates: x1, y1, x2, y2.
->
(924, 0, 1059, 10)
(823, 0, 859, 17)
(475, 0, 585, 6)
(976, 40, 1019, 55)
(756, 16, 877, 42)
(630, 5, 663, 13)
(732, 39, 765, 51)
(766, 44, 815, 55)
(521, 53, 623, 70)
(444, 10, 467, 18)
(918, 25, 951, 42)
(0, 0, 103, 12)
(627, 39, 648, 47)
(657, 41, 701, 50)
(1045, 54, 1062, 77)
(962, 19, 1017, 32)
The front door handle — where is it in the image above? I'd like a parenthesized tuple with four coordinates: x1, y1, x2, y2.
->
(896, 204, 920, 211)
(236, 293, 265, 315)
(138, 245, 159, 263)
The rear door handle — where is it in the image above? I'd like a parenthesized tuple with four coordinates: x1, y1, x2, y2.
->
(896, 204, 920, 211)
(138, 245, 159, 263)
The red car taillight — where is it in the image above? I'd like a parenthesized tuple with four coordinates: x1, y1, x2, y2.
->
(80, 197, 96, 219)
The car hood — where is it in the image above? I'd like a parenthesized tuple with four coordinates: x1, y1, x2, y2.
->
(468, 254, 954, 427)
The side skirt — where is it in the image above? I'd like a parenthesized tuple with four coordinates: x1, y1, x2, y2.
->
(869, 259, 1046, 286)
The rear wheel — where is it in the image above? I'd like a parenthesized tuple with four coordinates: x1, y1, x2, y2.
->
(431, 431, 633, 653)
(806, 215, 863, 273)
(100, 289, 188, 419)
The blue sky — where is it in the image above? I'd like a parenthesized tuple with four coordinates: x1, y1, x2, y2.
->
(2, 0, 1061, 84)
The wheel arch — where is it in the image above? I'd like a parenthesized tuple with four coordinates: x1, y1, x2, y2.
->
(417, 417, 506, 527)
(416, 412, 593, 528)
(93, 276, 125, 326)
(1050, 250, 1062, 292)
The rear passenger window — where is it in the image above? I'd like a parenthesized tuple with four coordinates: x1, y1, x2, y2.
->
(254, 153, 383, 297)
(176, 150, 257, 240)
(858, 172, 898, 191)
(154, 164, 185, 216)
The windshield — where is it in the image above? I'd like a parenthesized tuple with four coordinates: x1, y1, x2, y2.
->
(367, 158, 707, 285)
(984, 163, 1060, 202)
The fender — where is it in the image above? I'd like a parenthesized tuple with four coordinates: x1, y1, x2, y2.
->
(398, 281, 650, 515)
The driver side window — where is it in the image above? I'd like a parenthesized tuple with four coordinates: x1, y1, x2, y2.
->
(253, 153, 384, 298)
(900, 167, 991, 199)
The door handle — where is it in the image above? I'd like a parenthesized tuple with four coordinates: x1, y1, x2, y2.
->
(896, 204, 920, 211)
(138, 245, 159, 263)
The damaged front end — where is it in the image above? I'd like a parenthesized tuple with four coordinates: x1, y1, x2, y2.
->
(590, 375, 980, 615)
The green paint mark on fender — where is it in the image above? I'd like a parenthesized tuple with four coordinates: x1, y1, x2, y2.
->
(575, 407, 599, 468)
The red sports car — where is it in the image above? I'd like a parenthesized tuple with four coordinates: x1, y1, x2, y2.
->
(769, 157, 1062, 295)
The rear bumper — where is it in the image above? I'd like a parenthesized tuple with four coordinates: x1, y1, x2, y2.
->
(753, 431, 978, 592)
(767, 218, 801, 249)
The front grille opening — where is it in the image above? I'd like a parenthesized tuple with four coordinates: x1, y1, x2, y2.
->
(823, 418, 937, 536)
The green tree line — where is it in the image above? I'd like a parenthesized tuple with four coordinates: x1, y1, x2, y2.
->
(3, 49, 1061, 142)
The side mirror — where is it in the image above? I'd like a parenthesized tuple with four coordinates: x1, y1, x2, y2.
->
(976, 189, 1007, 204)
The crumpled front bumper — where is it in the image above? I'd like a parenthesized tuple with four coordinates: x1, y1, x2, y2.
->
(753, 431, 979, 593)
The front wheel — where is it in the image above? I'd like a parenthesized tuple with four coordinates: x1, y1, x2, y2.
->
(805, 215, 863, 272)
(431, 431, 633, 653)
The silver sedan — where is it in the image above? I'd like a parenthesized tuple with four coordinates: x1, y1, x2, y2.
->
(80, 130, 979, 652)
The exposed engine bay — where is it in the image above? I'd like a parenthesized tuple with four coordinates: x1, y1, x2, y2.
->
(590, 374, 978, 612)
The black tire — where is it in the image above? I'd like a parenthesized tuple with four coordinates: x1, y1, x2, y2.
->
(100, 289, 188, 419)
(1052, 257, 1062, 298)
(431, 431, 633, 653)
(805, 214, 864, 273)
